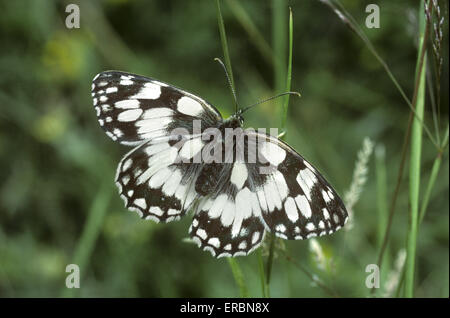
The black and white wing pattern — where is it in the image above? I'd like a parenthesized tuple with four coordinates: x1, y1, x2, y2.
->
(92, 70, 348, 259)
(92, 71, 221, 222)
(92, 71, 222, 145)
(188, 130, 347, 258)
(250, 133, 348, 240)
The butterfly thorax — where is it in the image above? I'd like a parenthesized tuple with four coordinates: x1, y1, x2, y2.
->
(221, 113, 244, 130)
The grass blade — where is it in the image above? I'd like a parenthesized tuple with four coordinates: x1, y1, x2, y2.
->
(281, 7, 294, 136)
(215, 0, 236, 112)
(227, 258, 249, 297)
(405, 0, 428, 297)
(257, 249, 269, 297)
(226, 0, 273, 64)
(61, 182, 112, 297)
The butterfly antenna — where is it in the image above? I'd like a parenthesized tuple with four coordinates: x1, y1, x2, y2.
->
(241, 91, 301, 114)
(214, 58, 239, 112)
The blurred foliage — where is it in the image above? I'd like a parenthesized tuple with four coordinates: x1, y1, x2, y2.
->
(0, 0, 448, 297)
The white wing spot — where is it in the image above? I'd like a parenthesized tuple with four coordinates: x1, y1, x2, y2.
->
(143, 107, 173, 119)
(106, 87, 118, 94)
(113, 128, 123, 137)
(121, 175, 130, 185)
(115, 100, 140, 109)
(117, 109, 143, 122)
(306, 222, 316, 231)
(284, 197, 298, 223)
(196, 228, 207, 240)
(230, 162, 248, 190)
(259, 141, 286, 166)
(177, 96, 204, 117)
(238, 241, 247, 250)
(208, 237, 220, 248)
(297, 169, 317, 201)
(134, 198, 147, 209)
(179, 137, 203, 159)
(149, 206, 163, 216)
(120, 79, 133, 85)
(251, 232, 260, 244)
(322, 189, 332, 203)
(131, 82, 161, 99)
(322, 208, 330, 220)
(294, 195, 312, 218)
(235, 188, 252, 220)
(220, 200, 235, 227)
(333, 214, 340, 224)
(276, 224, 286, 233)
(167, 208, 179, 216)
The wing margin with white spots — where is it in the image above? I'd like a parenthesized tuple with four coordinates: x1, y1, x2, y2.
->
(248, 132, 348, 240)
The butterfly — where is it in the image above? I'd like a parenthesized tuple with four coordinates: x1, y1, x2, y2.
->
(92, 70, 348, 258)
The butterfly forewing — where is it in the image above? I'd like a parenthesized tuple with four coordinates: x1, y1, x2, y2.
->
(92, 71, 223, 145)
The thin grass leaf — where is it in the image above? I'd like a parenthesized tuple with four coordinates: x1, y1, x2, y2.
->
(272, 0, 286, 94)
(227, 258, 249, 298)
(215, 0, 237, 112)
(266, 1, 293, 295)
(320, 0, 438, 149)
(419, 153, 442, 224)
(375, 144, 391, 296)
(280, 7, 294, 138)
(257, 249, 269, 297)
(61, 182, 113, 297)
(405, 0, 428, 297)
(226, 0, 274, 64)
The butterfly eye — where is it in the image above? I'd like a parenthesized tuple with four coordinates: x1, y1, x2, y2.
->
(238, 116, 244, 125)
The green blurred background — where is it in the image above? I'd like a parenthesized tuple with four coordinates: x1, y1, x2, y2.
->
(0, 0, 448, 297)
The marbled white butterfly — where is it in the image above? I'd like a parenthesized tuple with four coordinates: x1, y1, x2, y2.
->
(92, 71, 348, 258)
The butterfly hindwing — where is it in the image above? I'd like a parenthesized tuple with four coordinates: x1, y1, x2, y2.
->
(247, 132, 348, 240)
(190, 201, 266, 258)
(186, 131, 347, 257)
(115, 135, 207, 223)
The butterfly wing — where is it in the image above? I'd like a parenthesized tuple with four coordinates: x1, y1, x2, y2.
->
(251, 132, 348, 240)
(188, 130, 348, 257)
(93, 71, 222, 222)
(115, 136, 204, 223)
(92, 71, 223, 145)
